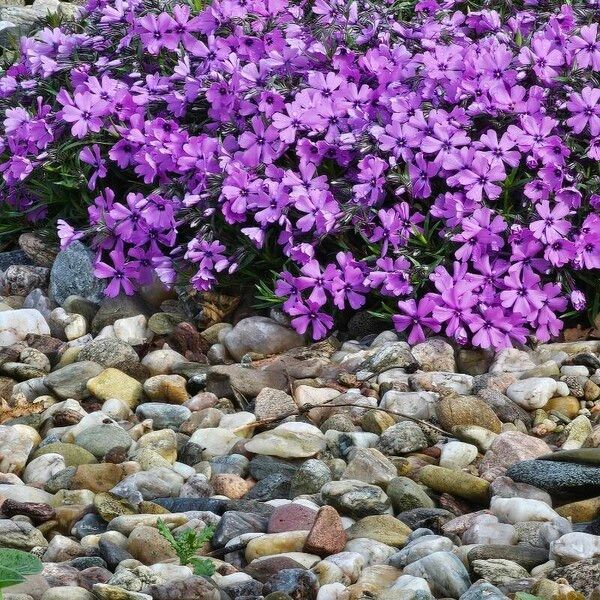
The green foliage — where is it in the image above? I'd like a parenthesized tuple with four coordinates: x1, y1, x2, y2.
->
(0, 549, 43, 599)
(156, 518, 216, 577)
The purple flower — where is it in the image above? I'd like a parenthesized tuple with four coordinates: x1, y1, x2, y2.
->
(94, 248, 138, 296)
(456, 154, 505, 202)
(393, 297, 441, 345)
(57, 91, 107, 138)
(288, 300, 333, 340)
(80, 144, 107, 190)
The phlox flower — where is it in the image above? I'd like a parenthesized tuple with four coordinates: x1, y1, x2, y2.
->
(393, 297, 441, 345)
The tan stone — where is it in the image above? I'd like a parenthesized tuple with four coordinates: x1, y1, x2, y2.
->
(71, 464, 126, 493)
(86, 368, 143, 408)
(127, 525, 178, 565)
(245, 530, 309, 562)
(437, 394, 502, 434)
(211, 474, 252, 499)
(544, 396, 581, 419)
(347, 515, 411, 547)
(556, 497, 600, 523)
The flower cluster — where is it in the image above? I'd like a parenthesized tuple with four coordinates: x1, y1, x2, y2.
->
(0, 0, 599, 349)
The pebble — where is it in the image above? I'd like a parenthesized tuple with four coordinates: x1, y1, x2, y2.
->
(245, 422, 326, 458)
(87, 368, 143, 408)
(491, 497, 561, 523)
(506, 378, 567, 410)
(321, 480, 390, 518)
(418, 466, 490, 504)
(403, 552, 471, 598)
(0, 309, 51, 346)
(439, 441, 478, 470)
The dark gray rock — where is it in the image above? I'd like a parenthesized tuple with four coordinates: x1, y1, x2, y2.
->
(290, 459, 332, 497)
(263, 569, 319, 600)
(73, 514, 107, 538)
(78, 338, 140, 372)
(49, 242, 106, 305)
(210, 455, 249, 477)
(459, 581, 508, 600)
(91, 294, 149, 334)
(506, 460, 600, 497)
(212, 511, 268, 549)
(249, 456, 300, 481)
(98, 539, 134, 571)
(152, 497, 227, 514)
(397, 508, 456, 534)
(244, 474, 291, 501)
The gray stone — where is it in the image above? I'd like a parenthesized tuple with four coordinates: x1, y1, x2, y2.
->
(143, 576, 220, 600)
(78, 339, 140, 372)
(387, 477, 435, 513)
(262, 569, 319, 600)
(91, 294, 149, 335)
(471, 559, 530, 585)
(49, 242, 106, 305)
(467, 545, 549, 571)
(135, 403, 191, 430)
(476, 388, 532, 425)
(44, 361, 103, 400)
(212, 511, 268, 549)
(403, 552, 471, 598)
(320, 479, 390, 518)
(506, 459, 600, 497)
(377, 422, 429, 455)
(74, 424, 132, 459)
(458, 582, 508, 600)
(223, 316, 304, 361)
(0, 519, 48, 550)
(206, 364, 288, 399)
(290, 459, 331, 497)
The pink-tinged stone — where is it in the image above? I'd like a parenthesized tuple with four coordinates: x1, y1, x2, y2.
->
(267, 503, 317, 533)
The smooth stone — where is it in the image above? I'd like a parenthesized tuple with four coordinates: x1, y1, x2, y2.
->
(189, 428, 240, 459)
(402, 552, 471, 598)
(491, 497, 560, 523)
(458, 582, 507, 600)
(321, 480, 390, 518)
(41, 588, 95, 600)
(390, 534, 455, 568)
(0, 309, 50, 346)
(206, 365, 288, 399)
(223, 316, 304, 361)
(347, 515, 412, 547)
(75, 424, 132, 459)
(467, 545, 550, 571)
(439, 441, 478, 470)
(437, 394, 502, 434)
(490, 349, 536, 374)
(143, 375, 189, 405)
(506, 378, 566, 410)
(410, 372, 473, 395)
(354, 342, 418, 375)
(135, 403, 191, 430)
(555, 497, 600, 522)
(418, 466, 490, 504)
(87, 369, 143, 408)
(127, 525, 177, 565)
(543, 396, 581, 419)
(107, 514, 189, 536)
(452, 425, 498, 452)
(245, 423, 326, 458)
(44, 362, 103, 400)
(246, 530, 309, 562)
(561, 415, 592, 450)
(537, 448, 600, 465)
(461, 515, 517, 546)
(141, 348, 187, 376)
(93, 584, 152, 600)
(32, 443, 97, 467)
(490, 476, 552, 506)
(0, 425, 37, 475)
(506, 460, 600, 497)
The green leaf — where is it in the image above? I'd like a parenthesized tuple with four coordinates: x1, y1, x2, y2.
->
(0, 566, 25, 590)
(189, 557, 216, 577)
(0, 550, 43, 577)
(156, 518, 178, 549)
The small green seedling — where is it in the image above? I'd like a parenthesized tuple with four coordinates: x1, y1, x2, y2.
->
(0, 549, 43, 600)
(156, 518, 216, 576)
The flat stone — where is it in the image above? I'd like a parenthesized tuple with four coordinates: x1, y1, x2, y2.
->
(44, 361, 103, 400)
(213, 511, 268, 549)
(223, 317, 304, 361)
(471, 558, 529, 585)
(268, 504, 317, 533)
(75, 424, 132, 459)
(437, 394, 502, 434)
(87, 368, 143, 408)
(245, 423, 326, 458)
(419, 466, 490, 504)
(245, 530, 309, 562)
(467, 545, 550, 571)
(33, 442, 97, 467)
(255, 388, 298, 421)
(347, 514, 412, 547)
(206, 364, 288, 398)
(135, 403, 191, 429)
(476, 388, 532, 425)
(507, 459, 600, 498)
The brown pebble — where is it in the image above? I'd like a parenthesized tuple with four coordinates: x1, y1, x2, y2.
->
(304, 505, 347, 556)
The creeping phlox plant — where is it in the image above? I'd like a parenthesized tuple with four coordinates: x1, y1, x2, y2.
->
(0, 0, 599, 349)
